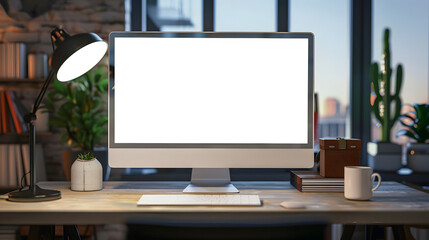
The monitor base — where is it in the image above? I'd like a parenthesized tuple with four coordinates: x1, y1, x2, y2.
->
(183, 183, 239, 193)
(183, 168, 239, 193)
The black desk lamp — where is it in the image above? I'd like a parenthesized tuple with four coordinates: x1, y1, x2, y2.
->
(8, 27, 108, 202)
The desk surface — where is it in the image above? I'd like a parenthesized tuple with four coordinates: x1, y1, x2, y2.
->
(0, 181, 428, 225)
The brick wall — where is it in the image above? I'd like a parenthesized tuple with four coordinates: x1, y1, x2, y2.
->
(0, 0, 124, 52)
(0, 0, 125, 180)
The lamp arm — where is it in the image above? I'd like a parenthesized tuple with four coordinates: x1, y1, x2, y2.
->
(32, 69, 55, 115)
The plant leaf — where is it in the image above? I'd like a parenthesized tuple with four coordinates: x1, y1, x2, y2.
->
(396, 129, 419, 142)
(52, 79, 68, 96)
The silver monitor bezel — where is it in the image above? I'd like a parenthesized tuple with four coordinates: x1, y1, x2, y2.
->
(109, 32, 314, 148)
(108, 32, 314, 168)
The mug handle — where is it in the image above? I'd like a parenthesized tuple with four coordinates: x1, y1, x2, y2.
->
(371, 173, 382, 191)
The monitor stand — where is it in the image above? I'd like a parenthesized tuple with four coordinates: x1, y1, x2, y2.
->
(183, 168, 239, 193)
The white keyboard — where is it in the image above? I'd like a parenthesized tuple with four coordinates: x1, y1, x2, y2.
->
(137, 194, 261, 206)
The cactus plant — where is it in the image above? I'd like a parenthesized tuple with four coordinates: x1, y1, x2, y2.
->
(370, 28, 403, 142)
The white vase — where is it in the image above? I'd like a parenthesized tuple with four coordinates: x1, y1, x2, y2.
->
(71, 158, 103, 191)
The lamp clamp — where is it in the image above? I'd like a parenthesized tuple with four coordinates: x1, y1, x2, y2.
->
(24, 113, 37, 124)
(50, 26, 71, 50)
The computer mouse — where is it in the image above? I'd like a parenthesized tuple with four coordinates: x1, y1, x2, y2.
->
(280, 201, 306, 209)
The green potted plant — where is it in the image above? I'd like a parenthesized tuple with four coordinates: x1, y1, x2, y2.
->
(368, 28, 403, 171)
(396, 104, 429, 172)
(44, 66, 109, 180)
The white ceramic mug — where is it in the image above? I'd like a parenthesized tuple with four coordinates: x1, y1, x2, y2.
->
(344, 166, 381, 200)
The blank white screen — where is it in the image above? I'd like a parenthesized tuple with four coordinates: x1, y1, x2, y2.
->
(114, 37, 308, 144)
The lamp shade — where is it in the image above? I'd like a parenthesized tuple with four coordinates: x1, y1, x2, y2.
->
(51, 32, 108, 82)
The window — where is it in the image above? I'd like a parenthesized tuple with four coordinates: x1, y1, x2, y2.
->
(128, 0, 353, 142)
(145, 0, 203, 31)
(290, 0, 351, 140)
(214, 0, 276, 32)
(372, 0, 429, 144)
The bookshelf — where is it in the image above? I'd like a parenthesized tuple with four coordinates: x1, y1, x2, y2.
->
(1, 89, 52, 143)
(0, 78, 45, 83)
(0, 78, 46, 90)
(0, 132, 53, 144)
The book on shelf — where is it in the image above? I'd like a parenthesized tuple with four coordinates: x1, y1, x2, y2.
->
(8, 91, 28, 132)
(14, 144, 24, 186)
(300, 187, 343, 192)
(21, 144, 30, 184)
(0, 145, 8, 186)
(0, 91, 10, 134)
(7, 145, 17, 186)
(7, 109, 16, 133)
(0, 42, 27, 79)
(8, 44, 13, 79)
(15, 43, 27, 79)
(0, 44, 4, 79)
(290, 171, 344, 192)
(5, 91, 23, 134)
(0, 90, 29, 135)
(0, 94, 2, 134)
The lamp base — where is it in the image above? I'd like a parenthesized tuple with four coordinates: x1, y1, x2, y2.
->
(8, 185, 61, 202)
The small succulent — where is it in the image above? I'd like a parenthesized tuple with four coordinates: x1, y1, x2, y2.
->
(77, 152, 95, 161)
(396, 104, 429, 143)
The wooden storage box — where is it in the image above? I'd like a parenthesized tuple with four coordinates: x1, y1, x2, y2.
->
(320, 138, 361, 178)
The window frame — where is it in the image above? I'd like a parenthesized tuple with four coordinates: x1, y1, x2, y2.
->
(350, 0, 371, 165)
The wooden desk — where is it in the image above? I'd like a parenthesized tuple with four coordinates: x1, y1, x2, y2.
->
(0, 181, 428, 225)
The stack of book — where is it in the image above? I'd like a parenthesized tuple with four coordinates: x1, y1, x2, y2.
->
(290, 171, 344, 192)
(0, 91, 29, 135)
(0, 43, 27, 79)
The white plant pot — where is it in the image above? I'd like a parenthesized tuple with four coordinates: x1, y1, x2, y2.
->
(71, 158, 103, 191)
(367, 142, 402, 171)
(407, 143, 429, 172)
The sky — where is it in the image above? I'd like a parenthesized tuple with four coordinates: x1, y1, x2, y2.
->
(373, 0, 429, 105)
(158, 0, 429, 116)
(290, 0, 350, 117)
(214, 0, 276, 32)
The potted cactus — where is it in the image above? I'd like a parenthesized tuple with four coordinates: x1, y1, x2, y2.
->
(396, 104, 429, 172)
(368, 28, 403, 171)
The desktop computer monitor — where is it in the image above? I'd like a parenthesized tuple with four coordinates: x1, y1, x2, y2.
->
(108, 32, 314, 193)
